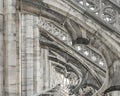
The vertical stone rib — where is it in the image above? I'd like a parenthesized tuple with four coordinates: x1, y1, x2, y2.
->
(44, 48, 49, 89)
(40, 48, 44, 91)
(33, 16, 40, 93)
(25, 14, 34, 96)
(0, 0, 3, 95)
(50, 62, 54, 88)
(4, 0, 19, 96)
(21, 14, 26, 96)
(40, 48, 49, 90)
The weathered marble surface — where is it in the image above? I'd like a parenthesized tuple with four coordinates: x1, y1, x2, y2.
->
(3, 0, 19, 96)
(1, 0, 120, 96)
(0, 0, 3, 95)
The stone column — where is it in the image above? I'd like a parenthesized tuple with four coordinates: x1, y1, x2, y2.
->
(21, 14, 26, 96)
(49, 61, 58, 88)
(45, 48, 50, 89)
(39, 48, 44, 91)
(4, 0, 19, 95)
(40, 48, 49, 90)
(25, 14, 34, 96)
(33, 16, 41, 93)
(17, 14, 33, 96)
(0, 0, 3, 95)
(21, 14, 37, 96)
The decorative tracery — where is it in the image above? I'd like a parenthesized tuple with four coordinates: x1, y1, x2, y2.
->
(39, 17, 106, 69)
(101, 5, 116, 24)
(8, 0, 119, 96)
(38, 16, 108, 96)
(71, 0, 120, 31)
(85, 0, 100, 12)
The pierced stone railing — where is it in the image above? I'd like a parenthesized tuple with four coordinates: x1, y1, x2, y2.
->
(69, 0, 120, 35)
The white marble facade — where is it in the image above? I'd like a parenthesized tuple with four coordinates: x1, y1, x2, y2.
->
(0, 0, 120, 96)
